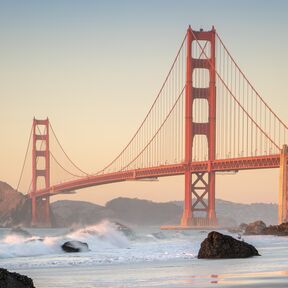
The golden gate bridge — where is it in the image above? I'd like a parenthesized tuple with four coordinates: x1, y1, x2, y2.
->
(16, 26, 288, 227)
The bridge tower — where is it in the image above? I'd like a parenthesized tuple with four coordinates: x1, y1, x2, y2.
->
(181, 26, 217, 227)
(31, 118, 51, 227)
(279, 144, 288, 224)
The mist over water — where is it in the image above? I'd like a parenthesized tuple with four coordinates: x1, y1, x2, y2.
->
(0, 221, 288, 287)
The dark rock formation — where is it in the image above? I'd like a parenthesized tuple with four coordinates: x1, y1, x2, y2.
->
(61, 240, 89, 253)
(0, 268, 35, 288)
(198, 231, 260, 259)
(244, 220, 266, 235)
(243, 221, 288, 236)
(264, 222, 288, 236)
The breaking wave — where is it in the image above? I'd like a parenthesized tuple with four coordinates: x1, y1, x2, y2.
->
(3, 223, 274, 269)
(0, 221, 129, 259)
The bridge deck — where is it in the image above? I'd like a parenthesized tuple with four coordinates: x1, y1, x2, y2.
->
(31, 154, 281, 198)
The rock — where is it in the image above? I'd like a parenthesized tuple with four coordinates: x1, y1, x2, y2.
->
(243, 221, 288, 236)
(0, 268, 35, 288)
(263, 222, 288, 236)
(244, 220, 266, 235)
(239, 223, 248, 231)
(236, 233, 242, 240)
(61, 240, 89, 253)
(10, 227, 32, 238)
(198, 231, 260, 259)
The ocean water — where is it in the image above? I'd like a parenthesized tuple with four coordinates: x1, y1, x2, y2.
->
(0, 221, 287, 287)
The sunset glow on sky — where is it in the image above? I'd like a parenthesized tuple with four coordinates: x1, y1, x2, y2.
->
(1, 0, 287, 205)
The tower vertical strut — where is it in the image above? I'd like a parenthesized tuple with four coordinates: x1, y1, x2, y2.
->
(31, 118, 51, 227)
(279, 144, 288, 224)
(181, 26, 217, 227)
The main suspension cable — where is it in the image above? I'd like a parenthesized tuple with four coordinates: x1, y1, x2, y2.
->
(49, 123, 89, 175)
(95, 33, 187, 175)
(191, 29, 280, 150)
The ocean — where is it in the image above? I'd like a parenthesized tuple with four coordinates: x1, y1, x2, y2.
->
(0, 221, 287, 287)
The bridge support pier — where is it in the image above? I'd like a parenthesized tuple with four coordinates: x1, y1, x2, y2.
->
(279, 144, 288, 224)
(31, 197, 50, 227)
(31, 118, 51, 227)
(181, 171, 216, 227)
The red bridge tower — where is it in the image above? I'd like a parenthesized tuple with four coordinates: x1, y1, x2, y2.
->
(31, 118, 51, 227)
(181, 26, 217, 227)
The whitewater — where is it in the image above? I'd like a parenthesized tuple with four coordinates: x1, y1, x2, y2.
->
(0, 221, 287, 287)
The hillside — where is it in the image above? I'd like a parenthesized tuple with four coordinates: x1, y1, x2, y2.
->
(52, 198, 277, 227)
(173, 199, 278, 226)
(105, 197, 182, 226)
(52, 200, 114, 227)
(0, 180, 278, 227)
(51, 197, 278, 227)
(0, 181, 31, 227)
(216, 199, 277, 225)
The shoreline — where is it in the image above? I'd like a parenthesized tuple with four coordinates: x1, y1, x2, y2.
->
(12, 260, 288, 288)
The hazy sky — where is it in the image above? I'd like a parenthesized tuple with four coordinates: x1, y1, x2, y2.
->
(1, 0, 288, 205)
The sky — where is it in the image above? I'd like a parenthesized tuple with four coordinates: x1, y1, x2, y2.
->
(0, 0, 288, 205)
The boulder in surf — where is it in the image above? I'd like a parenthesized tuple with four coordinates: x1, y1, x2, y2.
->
(61, 240, 89, 253)
(198, 231, 260, 259)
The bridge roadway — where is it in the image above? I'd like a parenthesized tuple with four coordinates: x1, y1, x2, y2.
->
(31, 154, 280, 198)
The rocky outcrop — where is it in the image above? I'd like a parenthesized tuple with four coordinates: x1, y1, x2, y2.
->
(242, 221, 288, 236)
(61, 240, 89, 253)
(0, 181, 56, 227)
(244, 220, 266, 235)
(198, 231, 260, 259)
(263, 222, 288, 236)
(0, 182, 31, 227)
(0, 268, 35, 288)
